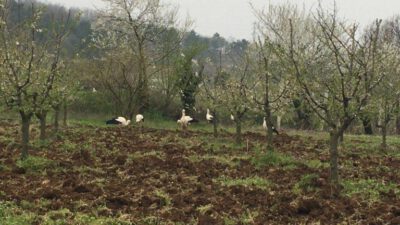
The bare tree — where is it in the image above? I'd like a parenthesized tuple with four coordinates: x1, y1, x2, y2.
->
(200, 49, 225, 138)
(372, 19, 400, 150)
(219, 50, 254, 145)
(252, 37, 292, 150)
(255, 4, 388, 190)
(95, 0, 191, 112)
(290, 10, 386, 189)
(91, 47, 141, 119)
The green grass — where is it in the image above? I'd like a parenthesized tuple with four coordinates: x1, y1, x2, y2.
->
(342, 178, 400, 201)
(188, 154, 246, 167)
(0, 201, 36, 225)
(252, 150, 297, 169)
(154, 190, 172, 207)
(127, 151, 166, 162)
(288, 130, 400, 161)
(304, 159, 329, 169)
(293, 173, 320, 195)
(16, 156, 56, 172)
(0, 201, 132, 225)
(214, 175, 271, 190)
(0, 162, 10, 172)
(196, 204, 213, 215)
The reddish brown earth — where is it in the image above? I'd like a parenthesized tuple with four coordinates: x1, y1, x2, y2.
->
(0, 122, 399, 224)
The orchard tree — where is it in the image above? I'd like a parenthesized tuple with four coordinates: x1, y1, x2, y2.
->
(372, 19, 400, 150)
(382, 15, 400, 135)
(219, 50, 255, 145)
(288, 11, 386, 189)
(0, 0, 74, 158)
(49, 59, 80, 133)
(96, 0, 190, 112)
(256, 4, 388, 189)
(252, 37, 292, 150)
(200, 49, 226, 138)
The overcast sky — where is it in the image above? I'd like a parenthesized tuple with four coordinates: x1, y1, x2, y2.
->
(42, 0, 400, 40)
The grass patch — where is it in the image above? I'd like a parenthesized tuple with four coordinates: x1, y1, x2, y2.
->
(215, 175, 271, 190)
(342, 178, 400, 201)
(60, 140, 78, 152)
(196, 204, 213, 215)
(154, 190, 172, 207)
(127, 151, 166, 163)
(0, 162, 10, 172)
(72, 166, 105, 175)
(199, 136, 246, 152)
(304, 159, 329, 169)
(16, 156, 56, 172)
(0, 201, 36, 225)
(0, 200, 132, 225)
(239, 210, 259, 224)
(293, 173, 320, 195)
(187, 154, 245, 167)
(252, 150, 297, 168)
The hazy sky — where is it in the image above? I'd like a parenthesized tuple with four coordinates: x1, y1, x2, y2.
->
(42, 0, 400, 40)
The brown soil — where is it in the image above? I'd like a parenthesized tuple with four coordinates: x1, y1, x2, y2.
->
(0, 123, 399, 224)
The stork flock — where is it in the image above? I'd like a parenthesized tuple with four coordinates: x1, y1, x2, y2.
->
(106, 109, 280, 134)
(106, 114, 144, 126)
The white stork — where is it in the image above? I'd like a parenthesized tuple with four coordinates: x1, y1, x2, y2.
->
(136, 114, 144, 123)
(206, 109, 214, 123)
(106, 116, 131, 126)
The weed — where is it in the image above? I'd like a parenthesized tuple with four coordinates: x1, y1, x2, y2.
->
(0, 201, 36, 225)
(0, 162, 10, 172)
(239, 209, 259, 224)
(16, 156, 56, 172)
(305, 159, 329, 169)
(127, 151, 166, 163)
(293, 173, 320, 195)
(252, 150, 296, 168)
(215, 175, 271, 190)
(188, 155, 243, 167)
(196, 204, 213, 215)
(72, 213, 131, 225)
(223, 216, 237, 225)
(61, 140, 78, 152)
(154, 190, 172, 207)
(342, 178, 400, 201)
(31, 139, 51, 150)
(139, 216, 164, 225)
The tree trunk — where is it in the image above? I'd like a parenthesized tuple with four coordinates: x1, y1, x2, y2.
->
(395, 101, 400, 135)
(381, 122, 387, 151)
(20, 112, 32, 159)
(212, 109, 218, 138)
(265, 114, 274, 151)
(329, 130, 340, 190)
(54, 105, 60, 133)
(361, 116, 373, 135)
(396, 116, 400, 135)
(235, 119, 242, 145)
(36, 111, 47, 141)
(138, 41, 149, 112)
(63, 99, 67, 127)
(339, 132, 344, 143)
(277, 115, 282, 130)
